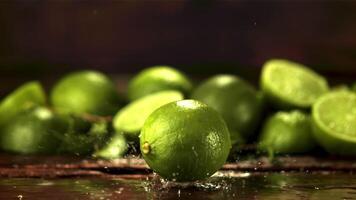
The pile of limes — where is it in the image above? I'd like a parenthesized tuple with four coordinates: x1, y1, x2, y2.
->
(0, 61, 355, 182)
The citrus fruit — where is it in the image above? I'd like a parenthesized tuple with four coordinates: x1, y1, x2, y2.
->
(0, 107, 67, 154)
(127, 66, 192, 101)
(59, 119, 110, 155)
(113, 90, 183, 141)
(50, 70, 121, 116)
(191, 75, 262, 143)
(0, 81, 46, 126)
(140, 99, 231, 181)
(261, 59, 329, 109)
(258, 110, 315, 154)
(94, 133, 127, 159)
(311, 91, 356, 155)
(352, 83, 356, 92)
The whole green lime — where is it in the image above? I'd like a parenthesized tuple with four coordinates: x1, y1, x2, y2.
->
(0, 107, 68, 154)
(140, 99, 231, 182)
(258, 110, 315, 154)
(127, 66, 192, 101)
(0, 81, 46, 127)
(191, 75, 262, 143)
(50, 70, 121, 116)
(261, 59, 329, 109)
(113, 90, 183, 141)
(311, 91, 356, 155)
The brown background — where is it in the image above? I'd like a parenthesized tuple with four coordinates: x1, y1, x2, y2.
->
(0, 0, 356, 90)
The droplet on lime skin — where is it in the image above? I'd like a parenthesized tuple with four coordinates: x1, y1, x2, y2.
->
(142, 142, 151, 154)
(140, 99, 231, 182)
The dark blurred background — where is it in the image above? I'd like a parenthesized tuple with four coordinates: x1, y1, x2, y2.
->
(0, 0, 356, 93)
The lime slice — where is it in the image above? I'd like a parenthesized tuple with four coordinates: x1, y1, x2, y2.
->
(0, 81, 46, 126)
(94, 133, 127, 159)
(128, 66, 192, 101)
(258, 110, 315, 154)
(191, 75, 263, 143)
(261, 59, 329, 109)
(140, 99, 231, 181)
(0, 107, 67, 154)
(311, 91, 356, 155)
(50, 70, 121, 116)
(113, 90, 183, 141)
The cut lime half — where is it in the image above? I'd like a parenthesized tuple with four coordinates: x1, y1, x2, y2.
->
(312, 91, 356, 155)
(261, 59, 329, 109)
(113, 90, 183, 141)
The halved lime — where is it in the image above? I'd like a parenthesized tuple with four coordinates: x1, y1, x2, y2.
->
(261, 59, 329, 109)
(127, 66, 192, 101)
(140, 99, 231, 181)
(0, 107, 67, 154)
(311, 91, 356, 155)
(191, 74, 263, 143)
(0, 81, 46, 126)
(50, 70, 121, 116)
(113, 90, 183, 141)
(258, 110, 315, 154)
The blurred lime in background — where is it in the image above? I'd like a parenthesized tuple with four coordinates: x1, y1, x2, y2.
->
(50, 70, 122, 116)
(261, 59, 329, 110)
(258, 110, 315, 155)
(0, 81, 46, 127)
(191, 74, 263, 144)
(127, 66, 192, 101)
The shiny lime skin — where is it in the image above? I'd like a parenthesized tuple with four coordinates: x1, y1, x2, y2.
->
(128, 66, 192, 101)
(113, 90, 183, 141)
(140, 100, 231, 182)
(50, 70, 121, 116)
(258, 110, 315, 154)
(261, 59, 329, 109)
(0, 107, 68, 154)
(191, 75, 262, 143)
(0, 81, 46, 127)
(312, 91, 356, 155)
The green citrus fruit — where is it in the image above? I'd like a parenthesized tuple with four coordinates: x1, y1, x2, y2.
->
(113, 90, 183, 141)
(140, 99, 231, 182)
(0, 81, 46, 126)
(191, 75, 263, 143)
(261, 59, 329, 109)
(0, 107, 67, 154)
(258, 110, 315, 154)
(50, 70, 121, 116)
(311, 91, 356, 155)
(94, 133, 127, 159)
(59, 119, 110, 156)
(127, 66, 192, 101)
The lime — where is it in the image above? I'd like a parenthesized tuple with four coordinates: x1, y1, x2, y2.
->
(261, 59, 329, 109)
(50, 70, 121, 116)
(258, 110, 315, 154)
(94, 133, 127, 159)
(140, 99, 231, 181)
(0, 81, 46, 126)
(113, 90, 183, 141)
(191, 75, 262, 143)
(352, 83, 356, 92)
(127, 66, 192, 101)
(0, 107, 67, 154)
(59, 119, 110, 155)
(311, 91, 356, 155)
